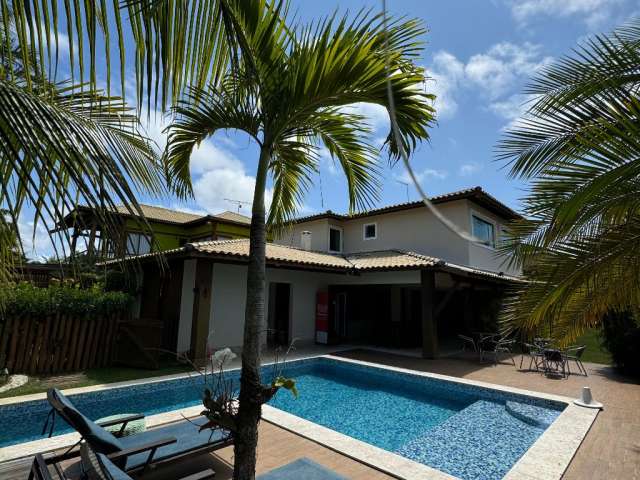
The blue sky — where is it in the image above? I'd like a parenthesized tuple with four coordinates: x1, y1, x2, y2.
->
(22, 0, 640, 258)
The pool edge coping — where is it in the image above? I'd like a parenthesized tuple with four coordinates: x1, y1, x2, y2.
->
(0, 353, 600, 480)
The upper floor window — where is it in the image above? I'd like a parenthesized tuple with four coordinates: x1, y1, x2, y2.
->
(363, 222, 377, 240)
(126, 232, 151, 255)
(329, 227, 342, 253)
(472, 215, 495, 248)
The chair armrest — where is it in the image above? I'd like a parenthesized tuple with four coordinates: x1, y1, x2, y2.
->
(107, 436, 177, 461)
(97, 413, 145, 428)
(180, 469, 216, 480)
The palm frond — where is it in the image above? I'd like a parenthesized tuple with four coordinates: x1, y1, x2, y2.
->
(0, 79, 162, 265)
(497, 16, 640, 342)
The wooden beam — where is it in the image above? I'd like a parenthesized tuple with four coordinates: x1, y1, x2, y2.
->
(421, 269, 437, 359)
(434, 281, 460, 319)
(190, 259, 214, 360)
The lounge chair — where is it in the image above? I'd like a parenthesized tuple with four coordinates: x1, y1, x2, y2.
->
(28, 447, 215, 480)
(46, 388, 232, 473)
(564, 345, 588, 376)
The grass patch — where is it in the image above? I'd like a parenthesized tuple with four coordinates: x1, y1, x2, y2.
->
(0, 360, 194, 399)
(575, 329, 612, 365)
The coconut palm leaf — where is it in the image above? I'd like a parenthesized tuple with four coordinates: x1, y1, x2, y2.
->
(497, 17, 640, 342)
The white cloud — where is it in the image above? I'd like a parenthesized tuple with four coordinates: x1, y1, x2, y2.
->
(396, 167, 448, 185)
(506, 0, 623, 28)
(341, 102, 390, 132)
(465, 43, 552, 99)
(427, 43, 551, 124)
(489, 93, 538, 130)
(17, 214, 61, 261)
(428, 51, 465, 118)
(142, 112, 263, 214)
(459, 163, 482, 177)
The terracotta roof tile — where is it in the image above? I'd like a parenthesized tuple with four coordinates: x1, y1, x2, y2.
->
(113, 204, 202, 224)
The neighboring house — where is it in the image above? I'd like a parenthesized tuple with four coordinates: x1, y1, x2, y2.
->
(123, 187, 524, 362)
(56, 204, 251, 257)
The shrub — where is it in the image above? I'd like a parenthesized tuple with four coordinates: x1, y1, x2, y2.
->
(0, 282, 133, 317)
(600, 310, 640, 377)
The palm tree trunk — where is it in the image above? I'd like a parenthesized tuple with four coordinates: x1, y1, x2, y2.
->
(233, 146, 271, 480)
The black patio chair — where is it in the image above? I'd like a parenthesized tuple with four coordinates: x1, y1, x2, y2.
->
(457, 334, 477, 357)
(542, 349, 567, 378)
(564, 345, 588, 376)
(519, 342, 544, 371)
(480, 337, 516, 365)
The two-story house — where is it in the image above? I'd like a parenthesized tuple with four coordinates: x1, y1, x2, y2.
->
(124, 187, 523, 361)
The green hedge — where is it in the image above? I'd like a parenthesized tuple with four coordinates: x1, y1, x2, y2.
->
(0, 282, 133, 317)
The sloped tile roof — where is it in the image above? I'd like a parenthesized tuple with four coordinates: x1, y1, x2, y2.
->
(185, 239, 351, 269)
(114, 204, 203, 224)
(174, 239, 522, 282)
(213, 211, 252, 225)
(291, 186, 521, 223)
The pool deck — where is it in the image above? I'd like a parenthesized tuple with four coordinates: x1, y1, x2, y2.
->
(1, 348, 638, 479)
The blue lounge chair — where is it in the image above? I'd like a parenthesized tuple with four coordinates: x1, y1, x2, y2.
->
(46, 388, 232, 473)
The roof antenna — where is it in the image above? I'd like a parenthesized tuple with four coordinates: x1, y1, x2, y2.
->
(224, 198, 251, 213)
(318, 172, 325, 209)
(396, 180, 410, 202)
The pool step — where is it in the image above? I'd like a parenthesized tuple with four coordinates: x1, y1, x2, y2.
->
(505, 401, 557, 428)
(396, 400, 559, 480)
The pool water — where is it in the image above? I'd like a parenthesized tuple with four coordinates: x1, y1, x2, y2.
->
(0, 357, 565, 480)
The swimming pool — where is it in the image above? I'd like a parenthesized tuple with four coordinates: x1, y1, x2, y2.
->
(0, 356, 569, 480)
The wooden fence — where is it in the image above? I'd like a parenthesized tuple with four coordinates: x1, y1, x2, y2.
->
(0, 314, 121, 375)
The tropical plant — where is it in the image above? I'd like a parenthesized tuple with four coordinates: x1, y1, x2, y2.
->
(0, 0, 262, 284)
(497, 18, 640, 343)
(164, 5, 434, 478)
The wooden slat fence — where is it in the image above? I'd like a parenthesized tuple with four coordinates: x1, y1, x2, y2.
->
(0, 314, 121, 375)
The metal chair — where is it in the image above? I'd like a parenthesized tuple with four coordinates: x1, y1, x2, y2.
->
(520, 342, 544, 371)
(542, 349, 567, 378)
(457, 334, 477, 356)
(564, 345, 588, 376)
(480, 337, 516, 365)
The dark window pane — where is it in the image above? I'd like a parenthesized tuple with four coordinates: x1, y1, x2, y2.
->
(364, 223, 376, 239)
(329, 228, 341, 252)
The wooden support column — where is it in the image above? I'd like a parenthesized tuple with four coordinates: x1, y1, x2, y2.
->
(421, 269, 437, 359)
(463, 286, 474, 333)
(190, 259, 214, 361)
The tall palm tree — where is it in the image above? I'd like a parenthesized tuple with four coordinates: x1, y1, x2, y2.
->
(497, 18, 640, 342)
(0, 0, 269, 281)
(164, 7, 435, 478)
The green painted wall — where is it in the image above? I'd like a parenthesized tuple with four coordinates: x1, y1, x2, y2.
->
(123, 217, 250, 253)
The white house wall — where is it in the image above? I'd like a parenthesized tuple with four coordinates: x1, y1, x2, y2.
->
(204, 264, 423, 350)
(176, 259, 197, 353)
(465, 202, 522, 277)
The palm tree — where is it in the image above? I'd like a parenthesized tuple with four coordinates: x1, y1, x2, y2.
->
(164, 7, 435, 478)
(0, 0, 267, 281)
(497, 18, 640, 342)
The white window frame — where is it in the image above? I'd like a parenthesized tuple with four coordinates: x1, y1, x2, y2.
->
(126, 232, 151, 255)
(363, 222, 377, 241)
(470, 211, 497, 249)
(328, 226, 343, 253)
